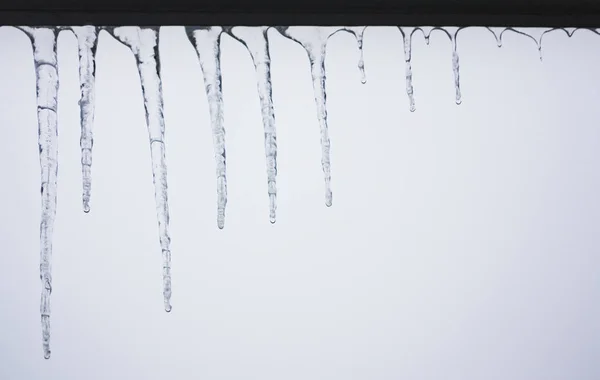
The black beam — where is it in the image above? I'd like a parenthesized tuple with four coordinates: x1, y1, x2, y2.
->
(1, 1, 600, 27)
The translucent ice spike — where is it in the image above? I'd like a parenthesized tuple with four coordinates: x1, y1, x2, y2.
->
(333, 26, 368, 84)
(186, 26, 228, 229)
(276, 26, 335, 206)
(18, 26, 60, 360)
(451, 33, 462, 105)
(228, 27, 278, 223)
(399, 27, 416, 112)
(70, 26, 98, 213)
(495, 28, 554, 61)
(109, 26, 173, 312)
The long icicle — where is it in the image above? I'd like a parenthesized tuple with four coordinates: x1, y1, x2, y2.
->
(19, 26, 60, 360)
(110, 26, 173, 312)
(399, 27, 416, 111)
(229, 26, 278, 223)
(70, 26, 98, 213)
(277, 26, 334, 207)
(186, 26, 228, 229)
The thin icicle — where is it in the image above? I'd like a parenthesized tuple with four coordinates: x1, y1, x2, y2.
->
(399, 27, 416, 112)
(110, 26, 173, 312)
(334, 27, 368, 84)
(18, 26, 59, 360)
(70, 26, 98, 213)
(277, 26, 334, 207)
(451, 33, 462, 105)
(499, 28, 549, 61)
(186, 26, 228, 228)
(229, 26, 278, 223)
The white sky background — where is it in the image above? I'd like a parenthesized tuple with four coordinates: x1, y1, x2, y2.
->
(0, 25, 599, 379)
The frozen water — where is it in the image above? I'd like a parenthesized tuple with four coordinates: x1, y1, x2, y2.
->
(109, 26, 173, 313)
(18, 26, 60, 360)
(69, 26, 98, 213)
(9, 24, 594, 359)
(186, 26, 228, 229)
(228, 26, 279, 223)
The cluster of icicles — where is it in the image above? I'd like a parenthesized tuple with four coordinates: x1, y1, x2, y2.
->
(13, 25, 589, 359)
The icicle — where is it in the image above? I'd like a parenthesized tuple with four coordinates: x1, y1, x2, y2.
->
(70, 26, 98, 213)
(486, 27, 506, 47)
(109, 26, 173, 312)
(499, 28, 549, 61)
(416, 27, 434, 45)
(450, 32, 462, 105)
(18, 26, 59, 360)
(277, 26, 334, 207)
(335, 27, 368, 84)
(228, 27, 278, 223)
(186, 26, 228, 228)
(399, 27, 416, 112)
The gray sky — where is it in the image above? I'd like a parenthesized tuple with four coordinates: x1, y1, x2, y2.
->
(0, 26, 599, 380)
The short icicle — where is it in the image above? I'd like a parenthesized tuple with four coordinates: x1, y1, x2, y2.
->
(451, 33, 462, 105)
(186, 26, 228, 229)
(110, 26, 173, 312)
(229, 26, 278, 223)
(338, 27, 368, 84)
(70, 26, 98, 213)
(277, 26, 334, 207)
(444, 27, 463, 105)
(399, 27, 416, 112)
(19, 26, 60, 360)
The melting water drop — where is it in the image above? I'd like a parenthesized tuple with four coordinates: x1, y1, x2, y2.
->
(186, 26, 228, 228)
(18, 25, 59, 360)
(228, 26, 278, 224)
(109, 26, 173, 313)
(70, 26, 98, 213)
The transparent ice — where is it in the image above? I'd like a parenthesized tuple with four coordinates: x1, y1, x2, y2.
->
(70, 26, 98, 213)
(109, 26, 173, 313)
(186, 26, 228, 229)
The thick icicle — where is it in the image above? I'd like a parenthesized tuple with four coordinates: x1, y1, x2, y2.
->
(18, 26, 59, 360)
(399, 27, 416, 111)
(70, 26, 98, 213)
(186, 27, 228, 228)
(229, 27, 278, 223)
(277, 26, 335, 206)
(110, 26, 173, 312)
